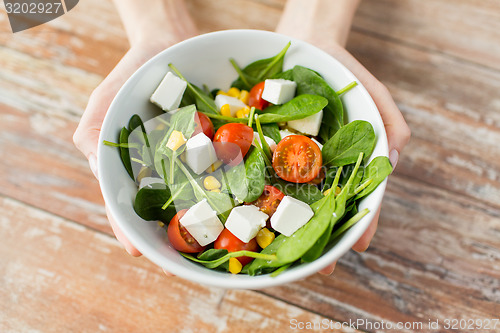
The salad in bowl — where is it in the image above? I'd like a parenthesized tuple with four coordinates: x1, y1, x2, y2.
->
(98, 30, 390, 288)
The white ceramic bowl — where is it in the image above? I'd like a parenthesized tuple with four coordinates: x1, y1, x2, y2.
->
(98, 29, 388, 289)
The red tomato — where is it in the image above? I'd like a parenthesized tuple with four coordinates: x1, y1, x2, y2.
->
(213, 123, 254, 165)
(193, 111, 214, 139)
(272, 135, 322, 183)
(214, 229, 259, 266)
(248, 81, 270, 110)
(248, 185, 285, 228)
(167, 209, 205, 253)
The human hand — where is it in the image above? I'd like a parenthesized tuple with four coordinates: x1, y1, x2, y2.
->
(277, 0, 411, 276)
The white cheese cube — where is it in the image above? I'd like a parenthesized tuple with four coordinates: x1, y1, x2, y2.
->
(138, 177, 164, 189)
(279, 129, 296, 141)
(214, 95, 247, 116)
(287, 110, 323, 137)
(311, 137, 323, 151)
(252, 132, 277, 152)
(150, 72, 187, 112)
(225, 205, 268, 243)
(270, 196, 314, 237)
(179, 199, 224, 246)
(262, 79, 297, 105)
(184, 133, 218, 174)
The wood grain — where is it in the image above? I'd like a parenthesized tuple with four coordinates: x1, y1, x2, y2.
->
(1, 0, 499, 332)
(0, 197, 355, 333)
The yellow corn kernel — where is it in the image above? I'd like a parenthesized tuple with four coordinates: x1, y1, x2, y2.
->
(335, 186, 342, 195)
(157, 221, 165, 228)
(210, 188, 221, 193)
(203, 175, 221, 190)
(229, 257, 242, 274)
(256, 228, 275, 249)
(221, 104, 232, 117)
(180, 152, 187, 163)
(227, 87, 240, 98)
(323, 188, 332, 196)
(205, 160, 223, 173)
(166, 130, 186, 151)
(136, 166, 152, 183)
(217, 90, 228, 96)
(236, 106, 250, 118)
(239, 90, 249, 104)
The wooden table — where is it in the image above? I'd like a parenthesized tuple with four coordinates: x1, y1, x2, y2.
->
(1, 1, 499, 332)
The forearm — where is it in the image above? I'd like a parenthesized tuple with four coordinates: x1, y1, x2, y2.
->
(113, 0, 197, 47)
(276, 0, 361, 47)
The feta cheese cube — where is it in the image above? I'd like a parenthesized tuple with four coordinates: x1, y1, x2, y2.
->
(215, 95, 247, 116)
(225, 205, 268, 243)
(270, 196, 314, 236)
(252, 132, 277, 152)
(138, 177, 164, 189)
(150, 72, 187, 112)
(184, 133, 218, 174)
(179, 199, 224, 246)
(287, 110, 323, 137)
(262, 79, 297, 105)
(279, 129, 296, 141)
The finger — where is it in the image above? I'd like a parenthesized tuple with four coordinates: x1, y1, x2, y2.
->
(106, 205, 142, 257)
(162, 268, 175, 277)
(351, 206, 381, 252)
(319, 261, 337, 275)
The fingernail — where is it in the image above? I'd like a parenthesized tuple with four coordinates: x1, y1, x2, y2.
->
(389, 149, 399, 171)
(88, 153, 99, 180)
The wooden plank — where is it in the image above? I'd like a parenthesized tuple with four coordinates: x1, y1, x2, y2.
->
(261, 175, 500, 332)
(0, 197, 355, 333)
(354, 0, 500, 70)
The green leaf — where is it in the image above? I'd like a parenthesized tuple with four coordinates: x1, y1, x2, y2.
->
(272, 68, 294, 80)
(258, 94, 328, 123)
(181, 250, 276, 269)
(355, 156, 392, 200)
(292, 66, 344, 141)
(273, 179, 324, 205)
(260, 123, 281, 145)
(231, 42, 291, 90)
(118, 127, 134, 180)
(225, 147, 266, 203)
(134, 183, 184, 222)
(246, 234, 289, 275)
(322, 120, 376, 167)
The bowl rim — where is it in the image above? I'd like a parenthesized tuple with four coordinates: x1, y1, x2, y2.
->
(97, 29, 389, 289)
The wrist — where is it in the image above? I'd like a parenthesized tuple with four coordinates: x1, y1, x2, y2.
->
(276, 0, 361, 47)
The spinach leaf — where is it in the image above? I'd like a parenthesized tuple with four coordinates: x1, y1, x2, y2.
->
(134, 183, 181, 222)
(301, 215, 334, 262)
(322, 120, 376, 167)
(292, 66, 344, 141)
(259, 94, 328, 123)
(230, 42, 291, 90)
(118, 127, 134, 180)
(272, 68, 294, 80)
(355, 156, 392, 200)
(274, 179, 324, 205)
(225, 147, 266, 203)
(246, 234, 289, 275)
(261, 123, 281, 144)
(195, 248, 230, 271)
(181, 250, 276, 269)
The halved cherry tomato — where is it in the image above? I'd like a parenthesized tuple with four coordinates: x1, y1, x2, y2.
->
(193, 111, 214, 139)
(213, 123, 253, 165)
(248, 185, 285, 228)
(167, 209, 205, 253)
(214, 229, 259, 266)
(248, 81, 270, 110)
(272, 135, 322, 183)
